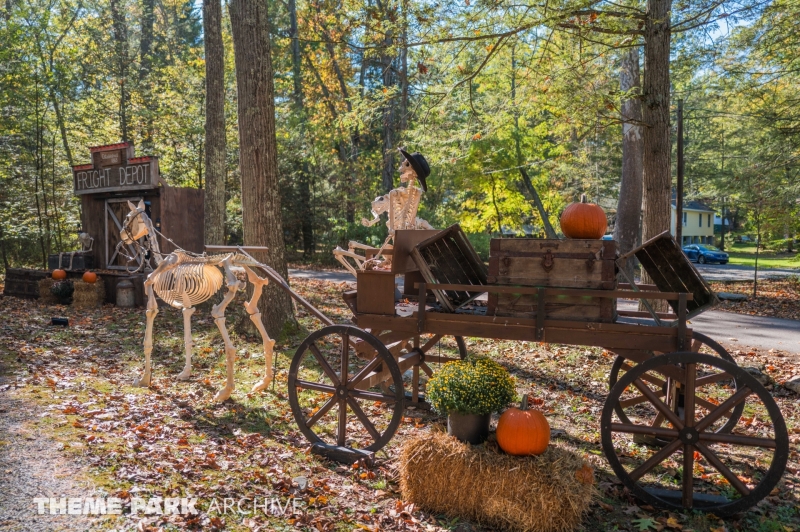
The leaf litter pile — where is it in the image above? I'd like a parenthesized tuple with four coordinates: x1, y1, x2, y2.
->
(0, 277, 799, 531)
(710, 278, 800, 321)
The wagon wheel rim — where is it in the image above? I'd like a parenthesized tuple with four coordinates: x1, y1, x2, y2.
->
(609, 333, 744, 434)
(288, 325, 405, 453)
(601, 352, 789, 516)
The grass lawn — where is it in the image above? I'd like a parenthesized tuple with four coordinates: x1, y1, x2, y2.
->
(723, 243, 800, 269)
(1, 278, 799, 531)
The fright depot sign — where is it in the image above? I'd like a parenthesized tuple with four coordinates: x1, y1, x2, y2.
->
(72, 142, 159, 195)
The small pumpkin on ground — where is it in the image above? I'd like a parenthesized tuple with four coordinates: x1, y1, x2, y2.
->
(82, 271, 98, 284)
(52, 269, 67, 280)
(560, 194, 607, 239)
(496, 395, 550, 456)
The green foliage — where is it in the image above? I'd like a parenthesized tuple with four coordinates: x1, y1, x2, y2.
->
(426, 357, 516, 416)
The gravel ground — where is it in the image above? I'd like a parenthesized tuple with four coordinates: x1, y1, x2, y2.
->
(0, 380, 103, 532)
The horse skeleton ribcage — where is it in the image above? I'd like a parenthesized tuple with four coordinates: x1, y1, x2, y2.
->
(153, 262, 223, 308)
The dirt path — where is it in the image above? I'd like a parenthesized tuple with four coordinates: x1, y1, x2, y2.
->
(0, 379, 100, 532)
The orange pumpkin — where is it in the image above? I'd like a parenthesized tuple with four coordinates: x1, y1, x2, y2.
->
(560, 194, 607, 239)
(52, 269, 67, 280)
(496, 395, 550, 456)
(82, 271, 98, 284)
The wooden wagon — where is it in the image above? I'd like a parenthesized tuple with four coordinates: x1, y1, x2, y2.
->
(236, 227, 788, 517)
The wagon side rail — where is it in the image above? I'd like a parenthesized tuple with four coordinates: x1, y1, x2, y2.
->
(413, 282, 693, 350)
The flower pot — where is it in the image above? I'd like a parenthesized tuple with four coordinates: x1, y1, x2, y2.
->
(447, 412, 491, 444)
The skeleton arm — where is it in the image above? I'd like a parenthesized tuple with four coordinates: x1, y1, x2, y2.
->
(361, 194, 390, 227)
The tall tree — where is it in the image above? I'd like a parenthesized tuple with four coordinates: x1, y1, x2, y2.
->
(202, 0, 226, 245)
(615, 48, 643, 281)
(139, 0, 155, 148)
(109, 0, 130, 141)
(289, 0, 313, 257)
(229, 0, 294, 336)
(640, 0, 671, 298)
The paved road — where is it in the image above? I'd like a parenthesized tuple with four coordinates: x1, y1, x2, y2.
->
(289, 268, 800, 354)
(693, 262, 798, 281)
(616, 300, 800, 354)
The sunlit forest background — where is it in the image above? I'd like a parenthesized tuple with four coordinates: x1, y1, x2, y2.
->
(1, 0, 798, 267)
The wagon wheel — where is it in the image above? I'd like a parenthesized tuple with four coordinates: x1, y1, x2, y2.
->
(601, 352, 789, 516)
(287, 325, 405, 454)
(609, 332, 744, 435)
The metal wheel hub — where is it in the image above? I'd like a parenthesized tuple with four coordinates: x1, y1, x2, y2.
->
(336, 385, 349, 398)
(679, 427, 699, 444)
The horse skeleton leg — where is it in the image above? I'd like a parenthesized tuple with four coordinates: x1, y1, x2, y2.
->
(176, 286, 197, 380)
(210, 260, 243, 401)
(243, 266, 276, 393)
(133, 280, 158, 387)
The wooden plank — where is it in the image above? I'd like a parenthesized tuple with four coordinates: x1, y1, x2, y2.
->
(160, 185, 205, 254)
(415, 282, 692, 301)
(310, 443, 374, 465)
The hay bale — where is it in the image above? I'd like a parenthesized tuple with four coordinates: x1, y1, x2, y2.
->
(399, 431, 595, 532)
(38, 278, 58, 304)
(72, 279, 105, 308)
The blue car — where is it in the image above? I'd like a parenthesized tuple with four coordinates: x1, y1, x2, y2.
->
(682, 244, 729, 265)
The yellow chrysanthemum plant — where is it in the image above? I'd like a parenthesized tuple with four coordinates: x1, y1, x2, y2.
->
(427, 357, 516, 416)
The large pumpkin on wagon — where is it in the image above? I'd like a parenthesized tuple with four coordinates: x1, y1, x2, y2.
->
(560, 194, 607, 239)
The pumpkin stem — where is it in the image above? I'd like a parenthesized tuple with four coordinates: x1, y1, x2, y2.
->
(580, 193, 587, 203)
(521, 395, 528, 410)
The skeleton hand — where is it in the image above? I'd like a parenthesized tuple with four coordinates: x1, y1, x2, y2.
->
(361, 217, 380, 227)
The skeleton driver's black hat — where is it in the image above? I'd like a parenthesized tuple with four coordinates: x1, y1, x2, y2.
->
(398, 149, 430, 191)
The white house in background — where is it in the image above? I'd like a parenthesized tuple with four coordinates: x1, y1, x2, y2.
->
(670, 199, 716, 246)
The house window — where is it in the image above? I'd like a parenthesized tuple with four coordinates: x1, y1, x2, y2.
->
(708, 214, 711, 227)
(699, 213, 702, 227)
(683, 212, 687, 226)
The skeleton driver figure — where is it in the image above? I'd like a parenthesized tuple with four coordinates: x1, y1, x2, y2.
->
(333, 149, 434, 276)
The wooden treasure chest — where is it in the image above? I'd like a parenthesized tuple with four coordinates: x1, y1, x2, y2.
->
(486, 238, 618, 322)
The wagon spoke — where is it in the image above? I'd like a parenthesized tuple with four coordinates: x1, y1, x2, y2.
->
(337, 400, 347, 446)
(347, 355, 383, 390)
(306, 397, 337, 428)
(633, 378, 684, 429)
(610, 423, 678, 439)
(694, 396, 733, 418)
(699, 432, 777, 448)
(630, 439, 683, 481)
(620, 390, 665, 409)
(347, 397, 381, 442)
(340, 332, 350, 385)
(683, 443, 695, 507)
(620, 362, 666, 388)
(694, 371, 732, 387)
(420, 334, 442, 353)
(349, 389, 397, 403)
(309, 343, 340, 386)
(695, 442, 751, 496)
(695, 387, 751, 432)
(296, 379, 336, 394)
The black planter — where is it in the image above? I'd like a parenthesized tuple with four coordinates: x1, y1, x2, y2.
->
(447, 412, 491, 444)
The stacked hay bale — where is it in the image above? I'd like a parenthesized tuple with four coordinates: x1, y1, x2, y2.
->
(38, 278, 58, 304)
(399, 431, 595, 532)
(72, 279, 105, 308)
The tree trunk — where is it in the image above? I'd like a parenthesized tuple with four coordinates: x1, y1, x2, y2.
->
(229, 0, 294, 337)
(380, 11, 395, 193)
(290, 0, 313, 258)
(203, 0, 227, 246)
(511, 46, 557, 239)
(640, 0, 671, 295)
(109, 0, 130, 141)
(139, 0, 155, 148)
(615, 48, 644, 281)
